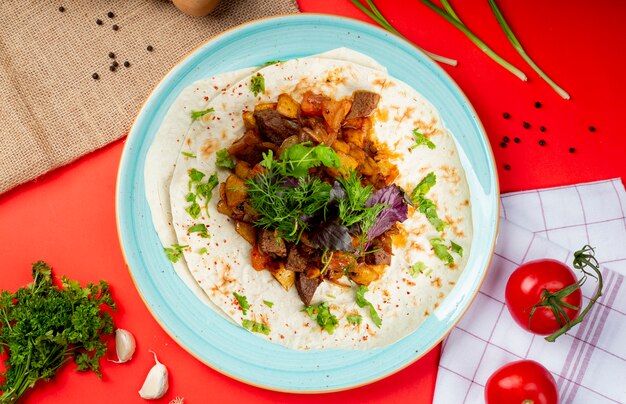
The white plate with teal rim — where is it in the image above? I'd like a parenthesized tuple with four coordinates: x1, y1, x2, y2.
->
(116, 14, 499, 393)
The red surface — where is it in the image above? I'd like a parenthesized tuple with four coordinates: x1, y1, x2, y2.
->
(0, 1, 624, 403)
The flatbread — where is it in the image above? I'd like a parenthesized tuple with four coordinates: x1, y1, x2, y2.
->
(163, 51, 472, 350)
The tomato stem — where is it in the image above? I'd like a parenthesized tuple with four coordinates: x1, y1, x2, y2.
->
(544, 245, 603, 342)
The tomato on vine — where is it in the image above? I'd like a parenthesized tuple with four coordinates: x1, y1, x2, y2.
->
(505, 245, 603, 342)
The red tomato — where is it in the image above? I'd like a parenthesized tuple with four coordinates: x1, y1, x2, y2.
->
(505, 259, 581, 335)
(485, 360, 558, 404)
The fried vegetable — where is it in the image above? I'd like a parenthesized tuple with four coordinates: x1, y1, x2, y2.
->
(234, 160, 252, 180)
(349, 264, 381, 286)
(301, 91, 329, 116)
(322, 98, 352, 134)
(242, 111, 257, 130)
(322, 251, 356, 281)
(235, 221, 256, 245)
(224, 175, 248, 209)
(254, 102, 277, 111)
(272, 264, 296, 291)
(276, 93, 300, 119)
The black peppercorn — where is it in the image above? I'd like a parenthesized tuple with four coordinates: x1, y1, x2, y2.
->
(147, 45, 154, 52)
(112, 24, 119, 31)
(569, 147, 576, 153)
(504, 164, 511, 171)
(92, 73, 99, 80)
(503, 136, 510, 143)
(534, 101, 542, 108)
(539, 139, 546, 146)
(96, 19, 103, 25)
(503, 112, 510, 119)
(589, 126, 596, 132)
(58, 6, 65, 12)
(107, 11, 114, 18)
(539, 126, 546, 132)
(109, 65, 116, 72)
(112, 61, 119, 67)
(500, 142, 507, 148)
(123, 61, 130, 68)
(108, 52, 115, 59)
(523, 122, 531, 129)
(514, 137, 520, 143)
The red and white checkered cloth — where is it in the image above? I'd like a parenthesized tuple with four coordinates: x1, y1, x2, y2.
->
(434, 178, 626, 404)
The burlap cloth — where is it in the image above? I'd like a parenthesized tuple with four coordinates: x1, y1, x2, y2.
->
(0, 0, 299, 194)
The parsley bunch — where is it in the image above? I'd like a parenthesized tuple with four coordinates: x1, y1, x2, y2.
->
(0, 262, 115, 402)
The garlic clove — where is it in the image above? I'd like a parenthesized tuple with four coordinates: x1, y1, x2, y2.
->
(139, 351, 169, 400)
(111, 328, 136, 363)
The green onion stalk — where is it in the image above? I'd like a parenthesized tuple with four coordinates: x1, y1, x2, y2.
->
(351, 0, 458, 66)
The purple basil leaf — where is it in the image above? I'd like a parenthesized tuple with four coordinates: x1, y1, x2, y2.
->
(329, 181, 347, 202)
(311, 220, 353, 251)
(281, 177, 299, 188)
(366, 185, 409, 241)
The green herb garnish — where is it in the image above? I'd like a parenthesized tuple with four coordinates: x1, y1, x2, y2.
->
(347, 313, 363, 325)
(198, 247, 208, 255)
(411, 172, 436, 200)
(411, 129, 436, 150)
(350, 0, 457, 66)
(189, 168, 205, 183)
(242, 319, 270, 335)
(262, 59, 285, 66)
(191, 107, 215, 121)
(164, 244, 188, 263)
(412, 172, 447, 231)
(0, 262, 115, 402)
(188, 223, 210, 238)
(337, 171, 384, 229)
(233, 292, 250, 315)
(246, 151, 332, 242)
(450, 240, 463, 257)
(182, 151, 196, 158)
(263, 300, 274, 308)
(409, 261, 428, 278)
(277, 143, 340, 177)
(250, 74, 265, 97)
(355, 285, 382, 328)
(303, 302, 338, 334)
(185, 201, 201, 219)
(216, 149, 236, 169)
(430, 238, 454, 265)
(187, 170, 219, 218)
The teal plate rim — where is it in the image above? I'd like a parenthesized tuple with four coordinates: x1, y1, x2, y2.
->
(116, 14, 499, 393)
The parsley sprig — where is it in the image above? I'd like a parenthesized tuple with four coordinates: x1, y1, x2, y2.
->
(412, 129, 436, 150)
(250, 74, 265, 97)
(186, 169, 219, 219)
(355, 285, 382, 328)
(0, 262, 115, 402)
(191, 107, 214, 121)
(412, 172, 447, 231)
(164, 243, 188, 263)
(303, 302, 338, 334)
